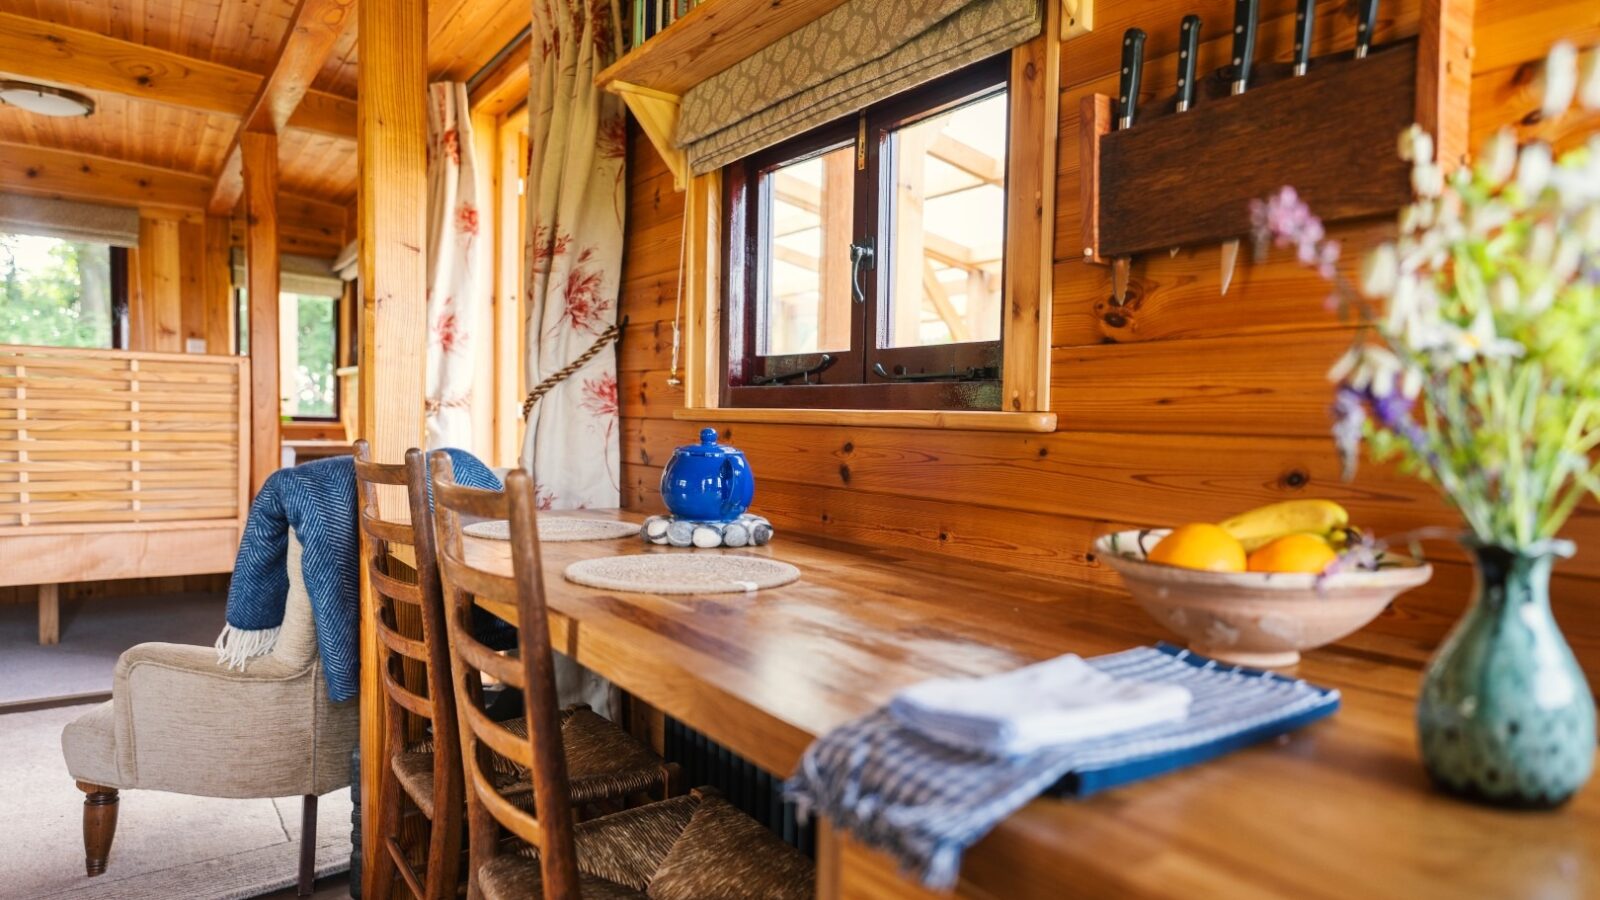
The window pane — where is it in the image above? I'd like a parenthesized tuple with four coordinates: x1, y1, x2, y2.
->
(280, 293, 336, 418)
(885, 91, 1007, 348)
(760, 144, 855, 357)
(0, 232, 112, 348)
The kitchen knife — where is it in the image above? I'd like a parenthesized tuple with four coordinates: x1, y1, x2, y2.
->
(1219, 0, 1259, 296)
(1170, 15, 1202, 257)
(1111, 27, 1146, 304)
(1355, 0, 1378, 59)
(1293, 0, 1316, 75)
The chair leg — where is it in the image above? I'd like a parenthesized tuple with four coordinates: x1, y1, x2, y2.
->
(77, 781, 118, 877)
(298, 794, 318, 897)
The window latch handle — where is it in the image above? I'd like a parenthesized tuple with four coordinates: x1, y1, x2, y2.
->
(849, 240, 874, 304)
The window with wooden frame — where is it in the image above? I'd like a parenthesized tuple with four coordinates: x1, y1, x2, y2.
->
(722, 56, 1011, 411)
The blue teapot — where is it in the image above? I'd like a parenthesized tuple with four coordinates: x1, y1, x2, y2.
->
(660, 428, 755, 523)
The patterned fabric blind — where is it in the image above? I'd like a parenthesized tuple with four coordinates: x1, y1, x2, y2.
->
(0, 193, 141, 247)
(676, 0, 1042, 175)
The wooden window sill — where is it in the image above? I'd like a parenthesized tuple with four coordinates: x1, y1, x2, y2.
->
(673, 407, 1056, 433)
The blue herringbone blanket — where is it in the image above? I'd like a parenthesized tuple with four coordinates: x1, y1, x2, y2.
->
(215, 452, 501, 702)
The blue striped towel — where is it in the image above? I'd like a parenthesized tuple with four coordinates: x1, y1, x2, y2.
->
(215, 451, 501, 702)
(784, 644, 1340, 889)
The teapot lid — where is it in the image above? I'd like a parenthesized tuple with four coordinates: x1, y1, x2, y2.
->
(675, 427, 743, 458)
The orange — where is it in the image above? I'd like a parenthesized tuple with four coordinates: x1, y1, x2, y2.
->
(1247, 533, 1339, 574)
(1148, 524, 1248, 572)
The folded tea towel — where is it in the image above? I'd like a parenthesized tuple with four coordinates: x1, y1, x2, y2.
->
(786, 644, 1339, 890)
(890, 654, 1193, 757)
(215, 451, 501, 702)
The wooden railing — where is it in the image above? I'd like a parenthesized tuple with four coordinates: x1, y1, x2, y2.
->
(0, 345, 249, 533)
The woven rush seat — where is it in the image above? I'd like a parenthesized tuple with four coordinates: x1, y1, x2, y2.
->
(478, 792, 815, 900)
(393, 707, 667, 818)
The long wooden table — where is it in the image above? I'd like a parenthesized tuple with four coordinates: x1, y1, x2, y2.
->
(451, 510, 1599, 899)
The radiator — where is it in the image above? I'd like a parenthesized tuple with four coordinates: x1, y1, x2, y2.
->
(663, 717, 815, 857)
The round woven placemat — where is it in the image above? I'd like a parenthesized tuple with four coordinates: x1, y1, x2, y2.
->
(564, 553, 801, 594)
(463, 517, 642, 543)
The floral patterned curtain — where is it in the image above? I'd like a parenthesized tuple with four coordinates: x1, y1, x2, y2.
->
(521, 0, 626, 509)
(425, 83, 481, 449)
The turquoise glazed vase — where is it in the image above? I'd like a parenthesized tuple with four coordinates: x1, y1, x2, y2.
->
(1417, 540, 1596, 807)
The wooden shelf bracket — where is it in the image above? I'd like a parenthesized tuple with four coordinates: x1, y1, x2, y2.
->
(608, 81, 688, 191)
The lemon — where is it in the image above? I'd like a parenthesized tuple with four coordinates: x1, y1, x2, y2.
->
(1246, 533, 1339, 574)
(1148, 524, 1248, 572)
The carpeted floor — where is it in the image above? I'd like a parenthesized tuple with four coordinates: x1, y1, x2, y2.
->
(0, 704, 351, 900)
(0, 592, 227, 707)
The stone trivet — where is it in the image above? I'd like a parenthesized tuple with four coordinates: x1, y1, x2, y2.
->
(641, 513, 774, 548)
(463, 517, 642, 542)
(564, 554, 800, 594)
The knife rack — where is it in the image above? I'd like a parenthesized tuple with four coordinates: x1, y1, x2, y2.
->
(1079, 0, 1474, 265)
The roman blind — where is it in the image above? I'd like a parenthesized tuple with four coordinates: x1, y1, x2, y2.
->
(675, 0, 1042, 176)
(0, 193, 141, 247)
(230, 248, 344, 299)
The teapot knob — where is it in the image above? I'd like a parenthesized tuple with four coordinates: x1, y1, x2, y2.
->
(700, 427, 719, 446)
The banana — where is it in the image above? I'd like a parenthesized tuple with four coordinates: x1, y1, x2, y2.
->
(1219, 500, 1350, 552)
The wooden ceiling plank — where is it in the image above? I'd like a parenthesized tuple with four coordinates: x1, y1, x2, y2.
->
(206, 0, 358, 216)
(0, 12, 355, 139)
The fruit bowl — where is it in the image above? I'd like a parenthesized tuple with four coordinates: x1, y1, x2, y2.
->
(1095, 528, 1433, 668)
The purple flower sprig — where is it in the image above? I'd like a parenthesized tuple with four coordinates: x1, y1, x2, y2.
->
(1250, 187, 1341, 280)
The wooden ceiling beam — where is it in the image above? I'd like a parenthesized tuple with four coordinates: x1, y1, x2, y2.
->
(0, 11, 355, 140)
(0, 139, 344, 252)
(208, 0, 358, 216)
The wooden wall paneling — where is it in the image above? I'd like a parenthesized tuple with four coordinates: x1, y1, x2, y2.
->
(356, 0, 430, 892)
(204, 216, 235, 354)
(135, 215, 184, 352)
(178, 219, 208, 351)
(242, 132, 282, 494)
(492, 106, 529, 468)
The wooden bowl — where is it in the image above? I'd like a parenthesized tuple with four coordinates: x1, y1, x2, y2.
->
(1094, 528, 1433, 668)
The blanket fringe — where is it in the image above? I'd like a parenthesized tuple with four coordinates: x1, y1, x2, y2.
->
(214, 624, 281, 670)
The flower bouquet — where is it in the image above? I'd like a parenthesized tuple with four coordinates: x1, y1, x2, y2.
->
(1250, 43, 1600, 807)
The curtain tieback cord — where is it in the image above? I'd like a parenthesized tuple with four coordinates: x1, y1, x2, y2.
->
(520, 316, 627, 419)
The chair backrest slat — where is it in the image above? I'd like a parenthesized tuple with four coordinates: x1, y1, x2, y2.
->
(352, 440, 463, 817)
(430, 452, 582, 897)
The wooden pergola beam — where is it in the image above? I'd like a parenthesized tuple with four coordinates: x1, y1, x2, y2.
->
(356, 0, 429, 893)
(208, 0, 359, 215)
(0, 11, 355, 139)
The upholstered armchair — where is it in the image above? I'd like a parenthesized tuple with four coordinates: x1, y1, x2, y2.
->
(59, 534, 358, 896)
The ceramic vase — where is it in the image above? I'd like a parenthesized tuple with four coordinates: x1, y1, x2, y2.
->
(1417, 540, 1596, 807)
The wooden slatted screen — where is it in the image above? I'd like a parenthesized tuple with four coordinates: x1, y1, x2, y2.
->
(0, 345, 249, 532)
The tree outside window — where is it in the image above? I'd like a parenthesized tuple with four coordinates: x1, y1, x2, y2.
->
(0, 232, 114, 348)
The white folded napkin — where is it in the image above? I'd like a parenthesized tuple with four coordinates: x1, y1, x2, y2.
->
(888, 654, 1193, 757)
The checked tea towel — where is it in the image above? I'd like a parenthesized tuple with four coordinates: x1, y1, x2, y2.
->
(784, 644, 1340, 890)
(215, 451, 501, 702)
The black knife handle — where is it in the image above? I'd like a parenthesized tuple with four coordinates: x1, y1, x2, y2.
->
(1293, 0, 1316, 74)
(1231, 0, 1259, 92)
(1119, 28, 1146, 128)
(1355, 0, 1378, 58)
(1177, 15, 1201, 110)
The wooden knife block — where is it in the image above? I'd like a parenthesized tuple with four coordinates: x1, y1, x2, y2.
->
(1079, 0, 1476, 266)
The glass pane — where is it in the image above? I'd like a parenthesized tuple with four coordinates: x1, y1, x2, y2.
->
(0, 232, 112, 348)
(885, 91, 1007, 348)
(760, 144, 855, 356)
(279, 293, 336, 417)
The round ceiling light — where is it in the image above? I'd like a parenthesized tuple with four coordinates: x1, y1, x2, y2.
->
(0, 81, 95, 117)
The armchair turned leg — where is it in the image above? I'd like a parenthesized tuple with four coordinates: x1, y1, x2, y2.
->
(298, 794, 318, 897)
(77, 781, 118, 876)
